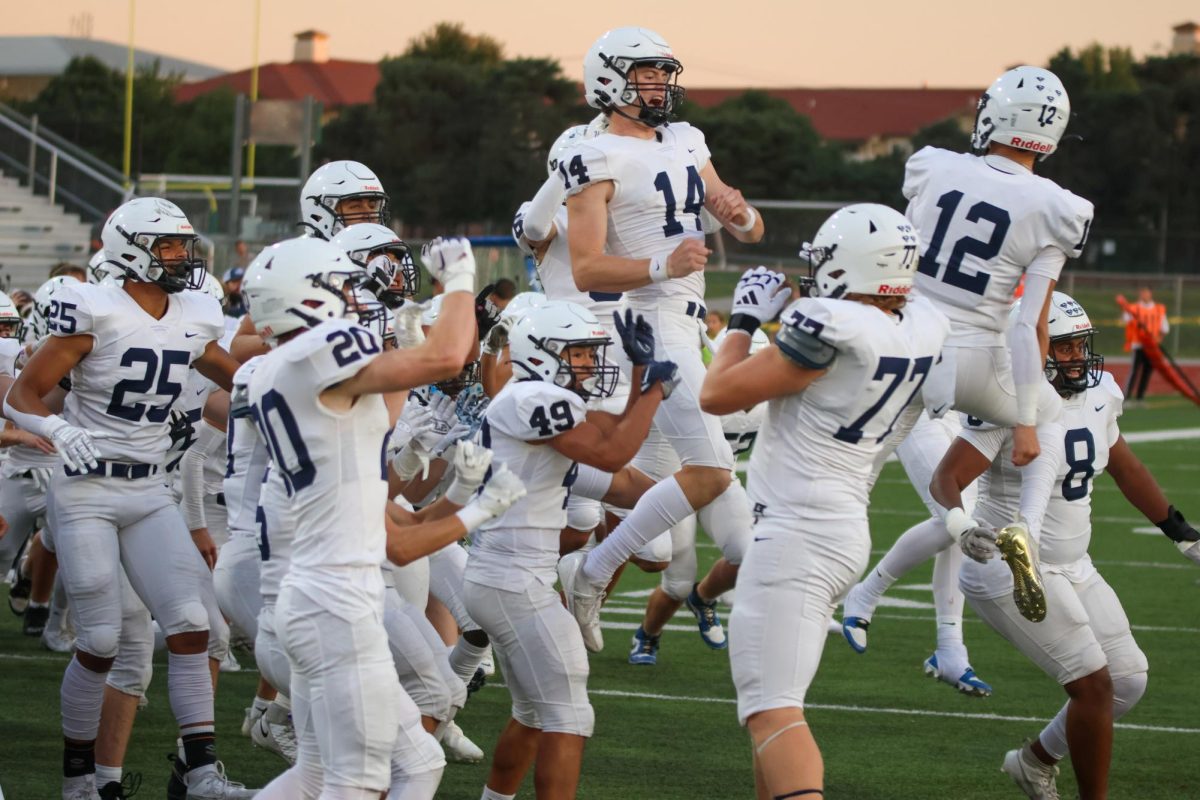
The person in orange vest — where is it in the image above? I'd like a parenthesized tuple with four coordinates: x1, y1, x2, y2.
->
(1117, 286, 1169, 400)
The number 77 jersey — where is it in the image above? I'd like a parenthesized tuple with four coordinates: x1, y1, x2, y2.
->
(904, 146, 1093, 336)
(747, 295, 950, 522)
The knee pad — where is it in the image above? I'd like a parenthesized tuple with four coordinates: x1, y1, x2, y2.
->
(511, 697, 541, 731)
(634, 530, 672, 564)
(78, 624, 122, 660)
(1112, 671, 1148, 720)
(206, 613, 231, 662)
(538, 699, 595, 738)
(159, 599, 209, 637)
(661, 574, 694, 603)
(566, 497, 602, 533)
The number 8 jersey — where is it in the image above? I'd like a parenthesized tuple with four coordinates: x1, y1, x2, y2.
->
(904, 146, 1093, 337)
(49, 282, 224, 464)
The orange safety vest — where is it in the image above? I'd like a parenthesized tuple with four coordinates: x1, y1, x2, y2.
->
(1123, 302, 1166, 351)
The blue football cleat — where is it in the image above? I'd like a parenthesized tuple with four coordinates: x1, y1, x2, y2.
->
(628, 626, 660, 665)
(841, 616, 870, 654)
(685, 584, 727, 650)
(924, 653, 993, 698)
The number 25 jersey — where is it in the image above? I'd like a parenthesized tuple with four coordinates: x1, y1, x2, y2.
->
(48, 282, 224, 464)
(904, 147, 1093, 337)
(747, 295, 950, 522)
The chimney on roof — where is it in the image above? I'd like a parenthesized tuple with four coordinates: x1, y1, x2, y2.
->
(1172, 22, 1200, 56)
(294, 30, 330, 63)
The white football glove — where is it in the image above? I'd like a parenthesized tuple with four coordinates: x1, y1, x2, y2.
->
(945, 507, 997, 564)
(444, 441, 494, 505)
(730, 266, 790, 327)
(432, 420, 473, 458)
(390, 401, 437, 455)
(423, 394, 458, 450)
(456, 465, 526, 531)
(43, 415, 106, 472)
(393, 303, 425, 350)
(421, 237, 477, 295)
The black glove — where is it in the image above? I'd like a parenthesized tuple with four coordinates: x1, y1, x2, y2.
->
(641, 359, 680, 400)
(613, 308, 655, 367)
(1157, 505, 1200, 543)
(474, 284, 500, 340)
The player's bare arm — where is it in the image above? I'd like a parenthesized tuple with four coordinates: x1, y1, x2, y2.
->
(701, 344, 823, 415)
(550, 383, 665, 473)
(929, 438, 992, 512)
(229, 313, 269, 362)
(5, 333, 92, 420)
(1105, 436, 1171, 523)
(193, 340, 237, 392)
(700, 162, 764, 243)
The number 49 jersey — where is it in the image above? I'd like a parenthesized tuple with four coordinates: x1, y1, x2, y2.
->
(905, 147, 1093, 337)
(246, 318, 390, 573)
(48, 282, 224, 464)
(747, 295, 950, 522)
(560, 123, 710, 307)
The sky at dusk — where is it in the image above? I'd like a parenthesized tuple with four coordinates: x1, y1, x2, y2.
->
(8, 1, 1198, 88)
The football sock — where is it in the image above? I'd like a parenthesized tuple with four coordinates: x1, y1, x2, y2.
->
(449, 636, 489, 684)
(61, 656, 106, 741)
(94, 763, 121, 787)
(168, 651, 215, 728)
(857, 517, 949, 613)
(1038, 671, 1147, 762)
(932, 546, 966, 661)
(252, 695, 272, 716)
(481, 787, 516, 800)
(697, 477, 754, 563)
(582, 476, 692, 587)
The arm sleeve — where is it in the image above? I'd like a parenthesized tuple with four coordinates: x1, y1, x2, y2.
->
(521, 175, 567, 243)
(1011, 270, 1054, 426)
(179, 420, 226, 531)
(1018, 419, 1065, 542)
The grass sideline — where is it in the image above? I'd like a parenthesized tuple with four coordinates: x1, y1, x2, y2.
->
(0, 396, 1197, 798)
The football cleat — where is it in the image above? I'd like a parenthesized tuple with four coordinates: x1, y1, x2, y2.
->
(252, 713, 298, 765)
(98, 772, 142, 800)
(996, 521, 1047, 622)
(62, 773, 101, 800)
(628, 626, 660, 666)
(557, 550, 606, 652)
(23, 603, 49, 636)
(240, 706, 262, 738)
(184, 762, 258, 799)
(42, 624, 76, 653)
(466, 666, 487, 697)
(923, 653, 993, 698)
(7, 570, 32, 615)
(438, 720, 485, 763)
(685, 584, 727, 650)
(479, 644, 495, 677)
(166, 754, 188, 800)
(841, 616, 870, 654)
(217, 651, 241, 673)
(1001, 745, 1060, 799)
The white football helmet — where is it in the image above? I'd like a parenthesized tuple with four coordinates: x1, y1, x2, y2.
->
(101, 197, 205, 293)
(0, 290, 24, 340)
(714, 326, 769, 354)
(27, 275, 82, 341)
(499, 291, 547, 329)
(419, 294, 444, 328)
(331, 223, 418, 309)
(583, 27, 684, 127)
(1010, 291, 1102, 394)
(197, 271, 225, 302)
(299, 161, 389, 240)
(86, 250, 121, 284)
(800, 204, 919, 300)
(971, 66, 1070, 157)
(242, 236, 385, 343)
(508, 300, 619, 400)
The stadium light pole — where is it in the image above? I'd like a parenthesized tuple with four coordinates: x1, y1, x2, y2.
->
(246, 0, 261, 188)
(122, 0, 136, 187)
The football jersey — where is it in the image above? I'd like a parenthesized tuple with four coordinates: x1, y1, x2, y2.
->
(0, 337, 21, 377)
(466, 380, 587, 590)
(904, 147, 1093, 338)
(257, 466, 296, 603)
(247, 318, 390, 574)
(2, 338, 58, 470)
(747, 295, 949, 522)
(723, 402, 766, 458)
(960, 373, 1122, 572)
(165, 329, 235, 475)
(223, 357, 270, 537)
(515, 203, 624, 328)
(560, 123, 711, 308)
(48, 283, 224, 464)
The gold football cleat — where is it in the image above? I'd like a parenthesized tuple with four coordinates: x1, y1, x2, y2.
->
(995, 520, 1047, 622)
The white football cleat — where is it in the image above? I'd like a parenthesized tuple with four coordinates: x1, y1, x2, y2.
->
(240, 705, 262, 737)
(251, 714, 298, 765)
(438, 720, 484, 763)
(218, 651, 242, 673)
(42, 625, 75, 653)
(1001, 746, 1060, 799)
(479, 644, 495, 677)
(557, 550, 605, 652)
(62, 773, 101, 800)
(184, 763, 258, 799)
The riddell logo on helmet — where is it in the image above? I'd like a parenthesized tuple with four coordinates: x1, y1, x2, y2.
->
(1010, 137, 1053, 152)
(877, 284, 910, 295)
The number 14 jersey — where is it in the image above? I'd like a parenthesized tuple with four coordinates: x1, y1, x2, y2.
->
(904, 147, 1093, 337)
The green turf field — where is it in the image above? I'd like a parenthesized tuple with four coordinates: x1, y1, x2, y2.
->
(2, 397, 1198, 799)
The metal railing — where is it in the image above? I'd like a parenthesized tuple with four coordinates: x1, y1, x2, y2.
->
(0, 102, 133, 223)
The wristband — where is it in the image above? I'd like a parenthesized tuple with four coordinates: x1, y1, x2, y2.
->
(1015, 383, 1040, 427)
(442, 273, 475, 295)
(648, 255, 669, 284)
(455, 501, 494, 532)
(1157, 505, 1199, 543)
(729, 207, 758, 234)
(392, 446, 426, 481)
(943, 507, 974, 540)
(726, 313, 761, 336)
(445, 478, 479, 507)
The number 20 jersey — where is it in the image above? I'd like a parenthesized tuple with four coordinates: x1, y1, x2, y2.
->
(747, 295, 950, 522)
(561, 122, 711, 308)
(247, 318, 390, 574)
(904, 147, 1093, 337)
(49, 282, 224, 464)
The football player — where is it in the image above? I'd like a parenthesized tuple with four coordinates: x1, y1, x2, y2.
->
(4, 197, 249, 800)
(840, 66, 1094, 689)
(931, 293, 1200, 799)
(465, 300, 677, 800)
(332, 222, 420, 310)
(700, 205, 949, 800)
(556, 26, 766, 652)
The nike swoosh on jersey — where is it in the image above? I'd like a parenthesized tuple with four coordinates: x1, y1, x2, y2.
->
(185, 332, 200, 338)
(931, 403, 948, 415)
(1094, 404, 1106, 411)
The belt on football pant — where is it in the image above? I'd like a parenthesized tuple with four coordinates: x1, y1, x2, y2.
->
(64, 460, 159, 479)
